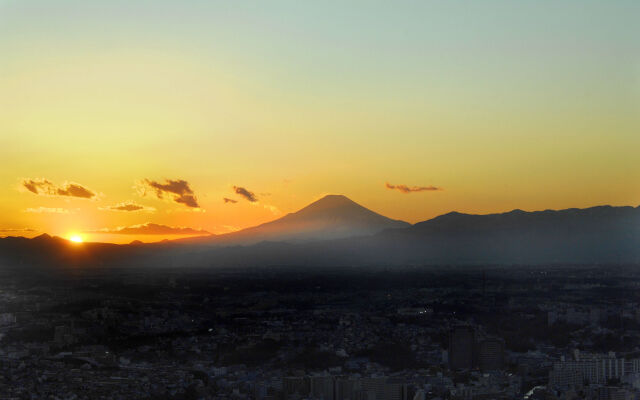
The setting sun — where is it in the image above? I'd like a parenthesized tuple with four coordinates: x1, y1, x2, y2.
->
(69, 235, 83, 243)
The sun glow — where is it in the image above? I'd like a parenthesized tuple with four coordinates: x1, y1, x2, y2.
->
(69, 235, 83, 243)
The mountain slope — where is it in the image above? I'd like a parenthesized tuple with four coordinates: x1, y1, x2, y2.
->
(209, 194, 410, 244)
(372, 205, 640, 264)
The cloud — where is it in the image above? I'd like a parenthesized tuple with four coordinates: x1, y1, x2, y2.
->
(165, 208, 206, 214)
(22, 179, 55, 195)
(137, 179, 200, 208)
(0, 228, 37, 233)
(228, 185, 278, 213)
(0, 227, 38, 238)
(24, 207, 74, 214)
(90, 223, 210, 235)
(385, 182, 442, 193)
(261, 203, 281, 215)
(21, 178, 96, 199)
(99, 201, 155, 213)
(233, 186, 257, 202)
(56, 183, 95, 198)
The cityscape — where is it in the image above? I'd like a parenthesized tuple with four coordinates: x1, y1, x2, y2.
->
(2, 263, 640, 399)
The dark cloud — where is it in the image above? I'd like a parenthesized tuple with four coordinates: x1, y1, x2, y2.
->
(109, 203, 143, 212)
(56, 183, 95, 198)
(233, 186, 257, 202)
(22, 178, 52, 194)
(385, 182, 442, 193)
(138, 179, 200, 208)
(223, 198, 238, 204)
(100, 201, 155, 212)
(22, 178, 96, 199)
(92, 223, 209, 235)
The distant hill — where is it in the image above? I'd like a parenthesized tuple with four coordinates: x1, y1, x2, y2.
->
(371, 205, 640, 265)
(0, 233, 121, 269)
(1, 202, 639, 269)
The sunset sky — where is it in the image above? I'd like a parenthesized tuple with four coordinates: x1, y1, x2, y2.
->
(1, 1, 639, 243)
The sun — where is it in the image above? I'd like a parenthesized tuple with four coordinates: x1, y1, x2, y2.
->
(69, 235, 83, 243)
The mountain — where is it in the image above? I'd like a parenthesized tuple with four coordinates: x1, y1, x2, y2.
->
(370, 205, 640, 265)
(187, 194, 410, 245)
(1, 202, 640, 269)
(175, 204, 640, 266)
(0, 234, 117, 270)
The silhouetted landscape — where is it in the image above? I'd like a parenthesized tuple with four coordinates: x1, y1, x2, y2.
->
(2, 1, 639, 399)
(2, 195, 639, 270)
(2, 197, 640, 398)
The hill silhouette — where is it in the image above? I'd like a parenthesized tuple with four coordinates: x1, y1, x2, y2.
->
(1, 199, 639, 268)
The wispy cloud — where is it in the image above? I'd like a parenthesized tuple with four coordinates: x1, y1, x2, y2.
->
(136, 178, 200, 208)
(90, 223, 210, 235)
(260, 203, 281, 215)
(24, 207, 75, 214)
(165, 208, 206, 214)
(233, 186, 257, 202)
(385, 182, 442, 193)
(0, 228, 37, 233)
(223, 197, 238, 204)
(99, 201, 155, 213)
(21, 178, 97, 199)
(0, 227, 38, 238)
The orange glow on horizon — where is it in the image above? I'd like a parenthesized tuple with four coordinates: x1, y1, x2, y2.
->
(0, 2, 638, 244)
(69, 235, 83, 243)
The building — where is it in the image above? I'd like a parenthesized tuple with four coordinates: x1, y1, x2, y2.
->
(549, 353, 639, 389)
(310, 376, 335, 400)
(477, 337, 505, 372)
(449, 326, 475, 370)
(283, 376, 310, 399)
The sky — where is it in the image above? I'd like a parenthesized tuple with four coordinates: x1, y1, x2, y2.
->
(1, 0, 639, 243)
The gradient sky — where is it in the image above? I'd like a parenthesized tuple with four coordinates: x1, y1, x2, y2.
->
(1, 1, 639, 243)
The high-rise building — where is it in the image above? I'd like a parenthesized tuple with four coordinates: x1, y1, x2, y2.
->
(310, 376, 335, 400)
(283, 376, 310, 399)
(335, 378, 357, 400)
(477, 337, 505, 371)
(548, 354, 638, 389)
(448, 325, 475, 370)
(359, 377, 404, 400)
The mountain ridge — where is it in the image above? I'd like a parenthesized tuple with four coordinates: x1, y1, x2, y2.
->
(1, 200, 639, 268)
